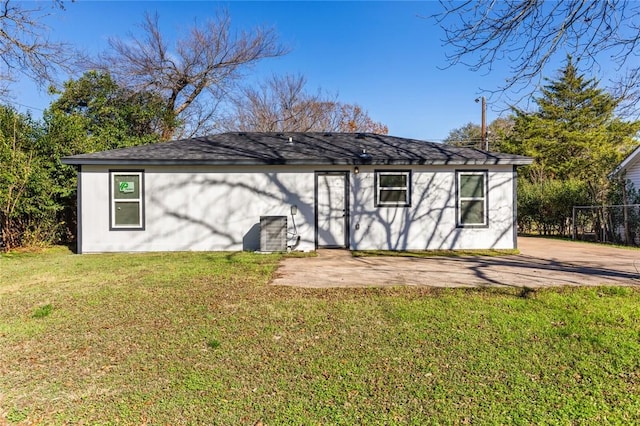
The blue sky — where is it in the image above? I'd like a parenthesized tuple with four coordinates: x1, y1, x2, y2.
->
(11, 1, 544, 141)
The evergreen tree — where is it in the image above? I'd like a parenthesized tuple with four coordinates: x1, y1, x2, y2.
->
(40, 71, 176, 246)
(45, 71, 175, 154)
(505, 56, 640, 204)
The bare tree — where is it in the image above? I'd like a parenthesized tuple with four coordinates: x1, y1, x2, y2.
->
(433, 1, 640, 113)
(223, 73, 388, 134)
(96, 11, 288, 140)
(337, 103, 389, 134)
(0, 0, 79, 98)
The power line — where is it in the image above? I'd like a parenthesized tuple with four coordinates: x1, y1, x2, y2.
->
(3, 100, 46, 113)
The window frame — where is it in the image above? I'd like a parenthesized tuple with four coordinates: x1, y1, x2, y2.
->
(456, 170, 488, 228)
(374, 170, 411, 207)
(109, 170, 145, 230)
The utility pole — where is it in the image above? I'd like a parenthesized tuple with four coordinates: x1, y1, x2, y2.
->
(475, 96, 487, 151)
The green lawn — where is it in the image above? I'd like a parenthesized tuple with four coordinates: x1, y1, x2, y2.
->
(1, 248, 639, 425)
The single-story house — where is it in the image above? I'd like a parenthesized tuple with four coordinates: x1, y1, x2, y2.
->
(611, 144, 640, 190)
(61, 132, 533, 253)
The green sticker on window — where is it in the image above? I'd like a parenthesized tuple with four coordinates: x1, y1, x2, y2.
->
(113, 175, 140, 199)
(119, 181, 135, 193)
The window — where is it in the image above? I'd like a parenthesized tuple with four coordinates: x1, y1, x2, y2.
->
(375, 170, 411, 207)
(110, 171, 144, 229)
(457, 171, 487, 227)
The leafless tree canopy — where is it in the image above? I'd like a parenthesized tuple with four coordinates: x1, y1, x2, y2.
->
(0, 0, 79, 98)
(223, 74, 388, 134)
(97, 11, 288, 140)
(433, 0, 640, 112)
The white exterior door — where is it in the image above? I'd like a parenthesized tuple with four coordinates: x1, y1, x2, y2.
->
(316, 172, 348, 248)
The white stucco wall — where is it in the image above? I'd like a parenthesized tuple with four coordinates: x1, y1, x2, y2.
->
(77, 164, 517, 252)
(79, 165, 316, 252)
(349, 165, 516, 250)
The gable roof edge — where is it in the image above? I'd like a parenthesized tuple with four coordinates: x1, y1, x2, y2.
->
(610, 144, 640, 177)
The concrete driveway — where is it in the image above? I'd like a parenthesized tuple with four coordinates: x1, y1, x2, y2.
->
(270, 237, 640, 288)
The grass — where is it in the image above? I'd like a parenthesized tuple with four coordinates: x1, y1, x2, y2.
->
(1, 247, 639, 424)
(31, 304, 54, 319)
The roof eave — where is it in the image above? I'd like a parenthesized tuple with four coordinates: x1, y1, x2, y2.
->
(61, 157, 534, 166)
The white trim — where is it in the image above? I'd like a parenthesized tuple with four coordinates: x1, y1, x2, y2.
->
(110, 171, 144, 229)
(376, 170, 411, 207)
(611, 145, 640, 177)
(457, 171, 488, 227)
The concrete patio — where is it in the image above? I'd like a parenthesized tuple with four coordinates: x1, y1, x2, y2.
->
(271, 237, 640, 288)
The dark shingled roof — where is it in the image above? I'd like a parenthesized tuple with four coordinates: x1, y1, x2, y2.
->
(61, 132, 533, 166)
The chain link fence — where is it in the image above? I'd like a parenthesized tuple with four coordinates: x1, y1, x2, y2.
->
(572, 204, 640, 245)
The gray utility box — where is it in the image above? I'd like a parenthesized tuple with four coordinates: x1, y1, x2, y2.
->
(260, 216, 287, 252)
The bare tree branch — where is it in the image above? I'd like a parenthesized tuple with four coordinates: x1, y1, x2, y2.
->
(432, 0, 640, 115)
(95, 10, 289, 140)
(0, 0, 81, 99)
(222, 73, 388, 134)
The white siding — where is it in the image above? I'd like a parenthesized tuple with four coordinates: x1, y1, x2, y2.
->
(77, 163, 517, 252)
(624, 157, 640, 191)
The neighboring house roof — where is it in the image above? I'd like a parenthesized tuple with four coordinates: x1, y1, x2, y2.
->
(61, 132, 533, 166)
(610, 144, 640, 177)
